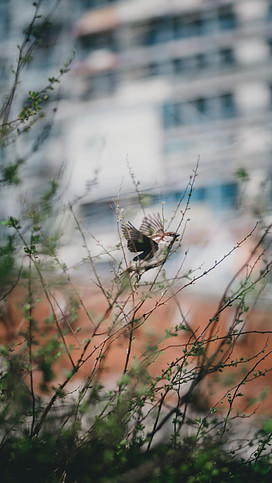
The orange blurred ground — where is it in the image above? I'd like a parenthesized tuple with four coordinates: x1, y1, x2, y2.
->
(1, 283, 272, 416)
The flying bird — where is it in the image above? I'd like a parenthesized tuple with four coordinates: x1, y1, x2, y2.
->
(117, 213, 179, 285)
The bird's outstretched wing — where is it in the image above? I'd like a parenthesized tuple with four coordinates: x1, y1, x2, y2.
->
(139, 213, 164, 237)
(122, 221, 158, 254)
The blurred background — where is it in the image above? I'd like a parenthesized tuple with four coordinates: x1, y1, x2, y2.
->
(1, 0, 272, 292)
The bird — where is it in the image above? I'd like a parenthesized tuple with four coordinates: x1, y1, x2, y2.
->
(117, 213, 179, 286)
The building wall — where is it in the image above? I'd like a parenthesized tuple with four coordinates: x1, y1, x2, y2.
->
(69, 0, 272, 204)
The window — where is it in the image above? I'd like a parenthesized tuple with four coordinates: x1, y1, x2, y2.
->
(148, 62, 160, 77)
(174, 14, 203, 39)
(191, 187, 206, 202)
(269, 85, 272, 107)
(78, 30, 118, 53)
(173, 58, 184, 73)
(218, 7, 236, 30)
(0, 57, 9, 81)
(180, 97, 211, 123)
(81, 0, 117, 9)
(182, 56, 199, 71)
(191, 183, 237, 208)
(121, 66, 146, 82)
(144, 17, 173, 46)
(163, 93, 236, 128)
(24, 20, 61, 50)
(219, 48, 235, 65)
(173, 7, 236, 40)
(85, 71, 117, 98)
(195, 53, 208, 69)
(268, 39, 272, 55)
(158, 184, 237, 210)
(220, 93, 236, 118)
(80, 201, 115, 229)
(201, 17, 218, 35)
(204, 183, 237, 209)
(268, 2, 272, 21)
(221, 183, 237, 206)
(162, 102, 181, 129)
(0, 2, 10, 41)
(173, 48, 234, 76)
(148, 61, 173, 77)
(128, 7, 237, 50)
(193, 97, 208, 116)
(29, 21, 62, 69)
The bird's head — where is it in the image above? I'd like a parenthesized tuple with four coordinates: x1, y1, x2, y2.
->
(162, 231, 180, 245)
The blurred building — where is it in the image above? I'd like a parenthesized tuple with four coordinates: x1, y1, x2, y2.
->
(70, 0, 272, 211)
(1, 0, 272, 283)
